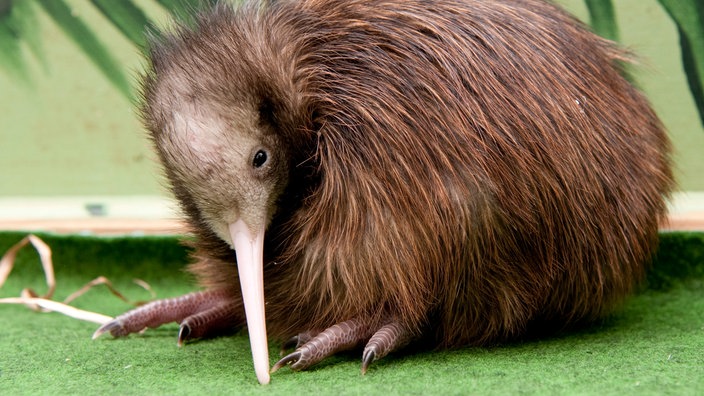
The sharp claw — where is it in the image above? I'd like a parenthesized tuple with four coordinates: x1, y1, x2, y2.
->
(177, 323, 191, 347)
(280, 336, 299, 356)
(271, 351, 301, 373)
(92, 319, 123, 340)
(361, 349, 375, 375)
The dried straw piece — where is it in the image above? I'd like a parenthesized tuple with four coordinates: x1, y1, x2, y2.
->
(0, 296, 113, 324)
(0, 234, 155, 325)
(64, 276, 156, 306)
(0, 234, 55, 301)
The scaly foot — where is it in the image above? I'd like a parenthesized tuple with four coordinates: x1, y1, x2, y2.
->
(92, 289, 242, 345)
(272, 317, 415, 374)
(361, 321, 415, 374)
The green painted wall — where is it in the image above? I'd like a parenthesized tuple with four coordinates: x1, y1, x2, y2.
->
(0, 0, 702, 197)
(0, 0, 167, 197)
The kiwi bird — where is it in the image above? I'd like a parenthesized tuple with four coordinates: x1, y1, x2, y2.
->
(93, 0, 674, 384)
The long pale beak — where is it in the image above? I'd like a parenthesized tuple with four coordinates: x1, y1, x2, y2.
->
(229, 220, 270, 385)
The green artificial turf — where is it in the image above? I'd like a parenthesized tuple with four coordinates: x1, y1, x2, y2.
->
(1, 231, 702, 395)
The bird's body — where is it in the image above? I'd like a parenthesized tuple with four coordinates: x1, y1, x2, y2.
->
(95, 0, 674, 384)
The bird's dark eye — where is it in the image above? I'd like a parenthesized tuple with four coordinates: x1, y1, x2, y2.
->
(252, 150, 268, 168)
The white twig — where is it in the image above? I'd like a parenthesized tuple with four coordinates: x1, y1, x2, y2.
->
(0, 297, 112, 324)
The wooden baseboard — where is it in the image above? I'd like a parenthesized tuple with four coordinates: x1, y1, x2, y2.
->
(1, 214, 702, 235)
(1, 193, 702, 234)
(661, 213, 704, 231)
(0, 219, 187, 235)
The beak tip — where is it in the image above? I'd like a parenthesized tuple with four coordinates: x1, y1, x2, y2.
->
(257, 371, 271, 385)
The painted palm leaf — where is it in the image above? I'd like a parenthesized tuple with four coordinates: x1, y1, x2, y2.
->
(657, 0, 704, 127)
(0, 0, 44, 83)
(90, 0, 151, 49)
(36, 0, 133, 101)
(584, 0, 619, 42)
(0, 0, 702, 127)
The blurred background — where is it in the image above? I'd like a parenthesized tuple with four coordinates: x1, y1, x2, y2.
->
(0, 0, 702, 232)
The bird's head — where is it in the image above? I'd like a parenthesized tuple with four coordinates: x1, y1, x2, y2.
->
(140, 22, 296, 384)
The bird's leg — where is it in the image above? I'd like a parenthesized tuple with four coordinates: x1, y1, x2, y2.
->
(361, 320, 415, 374)
(272, 317, 416, 373)
(92, 289, 242, 345)
(176, 298, 242, 345)
(272, 318, 373, 372)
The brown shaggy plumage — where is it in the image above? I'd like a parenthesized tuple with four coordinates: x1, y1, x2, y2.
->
(140, 0, 673, 351)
